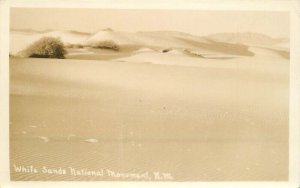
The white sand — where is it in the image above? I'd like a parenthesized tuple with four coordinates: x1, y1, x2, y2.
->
(9, 29, 289, 181)
(10, 53, 289, 181)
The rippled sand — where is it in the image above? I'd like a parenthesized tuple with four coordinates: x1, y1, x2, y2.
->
(10, 57, 289, 181)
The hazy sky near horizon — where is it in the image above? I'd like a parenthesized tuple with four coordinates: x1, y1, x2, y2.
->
(10, 8, 289, 38)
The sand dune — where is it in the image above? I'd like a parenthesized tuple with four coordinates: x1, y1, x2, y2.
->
(249, 46, 290, 59)
(40, 30, 90, 44)
(9, 28, 289, 181)
(10, 30, 90, 55)
(10, 29, 289, 59)
(10, 55, 289, 180)
(208, 32, 285, 46)
(85, 29, 136, 45)
(85, 29, 204, 49)
(10, 31, 41, 55)
(274, 41, 290, 49)
(115, 49, 288, 71)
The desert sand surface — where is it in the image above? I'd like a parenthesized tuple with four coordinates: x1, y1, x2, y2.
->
(9, 29, 289, 181)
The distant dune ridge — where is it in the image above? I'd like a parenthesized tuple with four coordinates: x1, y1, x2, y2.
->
(208, 32, 287, 46)
(10, 28, 290, 60)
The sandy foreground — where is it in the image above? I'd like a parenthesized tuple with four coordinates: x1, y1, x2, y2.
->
(9, 52, 289, 181)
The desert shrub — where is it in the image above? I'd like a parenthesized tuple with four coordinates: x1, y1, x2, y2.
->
(91, 40, 120, 51)
(24, 37, 67, 59)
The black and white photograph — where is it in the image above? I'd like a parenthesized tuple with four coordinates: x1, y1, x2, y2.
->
(0, 0, 299, 186)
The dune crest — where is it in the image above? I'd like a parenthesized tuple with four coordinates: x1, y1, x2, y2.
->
(10, 29, 289, 59)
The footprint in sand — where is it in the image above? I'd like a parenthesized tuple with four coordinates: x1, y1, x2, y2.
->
(37, 136, 50, 143)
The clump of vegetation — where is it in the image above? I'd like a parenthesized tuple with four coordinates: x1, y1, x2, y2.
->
(91, 40, 120, 51)
(23, 37, 67, 59)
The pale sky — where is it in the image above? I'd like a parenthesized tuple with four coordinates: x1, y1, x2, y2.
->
(10, 8, 290, 38)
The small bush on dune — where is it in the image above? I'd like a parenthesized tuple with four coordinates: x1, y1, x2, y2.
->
(23, 37, 67, 59)
(91, 40, 120, 51)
